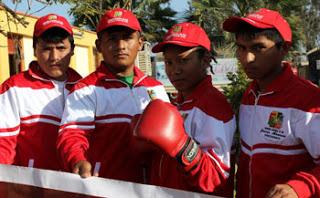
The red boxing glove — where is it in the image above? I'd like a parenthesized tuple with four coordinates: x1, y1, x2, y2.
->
(134, 99, 201, 171)
(130, 114, 158, 153)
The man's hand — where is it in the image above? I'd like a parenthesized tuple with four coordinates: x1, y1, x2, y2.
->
(72, 160, 98, 178)
(266, 184, 298, 198)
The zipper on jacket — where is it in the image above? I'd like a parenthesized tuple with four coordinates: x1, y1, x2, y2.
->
(104, 78, 141, 113)
(248, 90, 274, 198)
(130, 88, 140, 114)
(105, 77, 150, 183)
(248, 90, 258, 198)
(131, 75, 147, 114)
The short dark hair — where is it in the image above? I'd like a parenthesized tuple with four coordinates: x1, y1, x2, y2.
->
(235, 23, 284, 48)
(196, 47, 208, 59)
(196, 47, 215, 75)
(33, 27, 75, 49)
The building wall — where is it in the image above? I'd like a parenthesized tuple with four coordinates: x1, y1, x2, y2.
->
(22, 36, 33, 70)
(0, 10, 10, 83)
(0, 7, 97, 83)
(74, 45, 90, 77)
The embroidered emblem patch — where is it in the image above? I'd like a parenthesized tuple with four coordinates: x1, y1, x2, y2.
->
(114, 11, 123, 17)
(147, 89, 157, 100)
(173, 25, 182, 33)
(47, 15, 58, 20)
(268, 111, 283, 129)
(260, 111, 287, 142)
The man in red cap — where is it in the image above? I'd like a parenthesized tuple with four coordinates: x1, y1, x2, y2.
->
(57, 8, 169, 183)
(134, 22, 236, 196)
(223, 8, 320, 198)
(0, 14, 81, 170)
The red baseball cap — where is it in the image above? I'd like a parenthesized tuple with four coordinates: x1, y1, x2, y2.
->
(223, 8, 292, 43)
(34, 14, 73, 37)
(152, 22, 211, 53)
(96, 8, 141, 33)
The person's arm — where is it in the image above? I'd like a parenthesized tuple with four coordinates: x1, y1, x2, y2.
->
(184, 108, 236, 193)
(285, 108, 320, 198)
(134, 99, 236, 192)
(0, 82, 20, 164)
(266, 104, 320, 198)
(57, 84, 96, 177)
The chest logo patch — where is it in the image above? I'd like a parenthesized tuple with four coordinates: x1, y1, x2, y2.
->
(147, 89, 157, 100)
(268, 111, 283, 129)
(260, 111, 287, 141)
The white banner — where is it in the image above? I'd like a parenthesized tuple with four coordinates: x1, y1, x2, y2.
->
(0, 164, 221, 198)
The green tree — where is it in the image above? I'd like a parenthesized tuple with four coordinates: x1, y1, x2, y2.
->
(185, 0, 319, 54)
(222, 64, 249, 115)
(55, 0, 177, 42)
(186, 0, 319, 114)
(299, 0, 320, 51)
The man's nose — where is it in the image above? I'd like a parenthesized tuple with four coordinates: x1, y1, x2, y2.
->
(115, 39, 126, 50)
(245, 51, 255, 63)
(172, 62, 183, 75)
(49, 49, 59, 61)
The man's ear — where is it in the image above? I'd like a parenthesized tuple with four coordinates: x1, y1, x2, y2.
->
(138, 33, 144, 51)
(201, 51, 211, 69)
(280, 42, 290, 56)
(95, 39, 101, 52)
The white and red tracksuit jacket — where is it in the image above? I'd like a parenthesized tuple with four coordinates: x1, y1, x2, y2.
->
(238, 62, 320, 198)
(149, 75, 236, 195)
(0, 61, 82, 170)
(57, 62, 170, 183)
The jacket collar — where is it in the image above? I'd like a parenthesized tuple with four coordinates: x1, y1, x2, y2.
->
(96, 61, 147, 85)
(28, 61, 82, 84)
(249, 62, 294, 94)
(174, 75, 212, 105)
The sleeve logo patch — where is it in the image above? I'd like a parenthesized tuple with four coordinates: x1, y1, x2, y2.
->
(147, 89, 157, 100)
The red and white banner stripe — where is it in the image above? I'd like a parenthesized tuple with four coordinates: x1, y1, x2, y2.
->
(0, 164, 221, 198)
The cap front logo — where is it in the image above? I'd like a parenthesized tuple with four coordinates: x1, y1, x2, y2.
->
(114, 11, 123, 17)
(42, 15, 63, 26)
(248, 13, 264, 20)
(47, 15, 58, 20)
(107, 10, 128, 24)
(173, 25, 182, 33)
(166, 25, 186, 40)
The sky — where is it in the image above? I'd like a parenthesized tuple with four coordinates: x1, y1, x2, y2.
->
(2, 0, 190, 24)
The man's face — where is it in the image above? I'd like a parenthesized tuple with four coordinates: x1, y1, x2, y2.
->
(34, 37, 73, 81)
(164, 45, 208, 98)
(96, 27, 142, 73)
(235, 34, 287, 82)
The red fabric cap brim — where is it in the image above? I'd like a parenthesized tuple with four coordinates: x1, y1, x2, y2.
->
(97, 23, 141, 33)
(223, 16, 273, 32)
(34, 24, 73, 37)
(152, 40, 201, 53)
